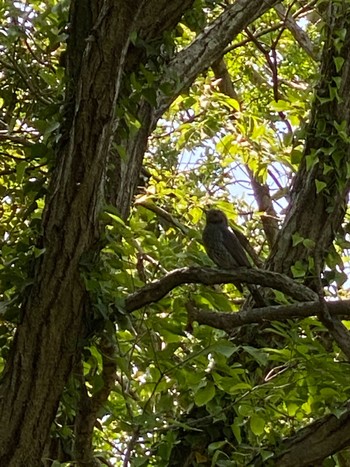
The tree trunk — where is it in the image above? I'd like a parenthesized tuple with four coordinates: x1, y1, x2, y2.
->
(0, 2, 143, 464)
(268, 3, 350, 275)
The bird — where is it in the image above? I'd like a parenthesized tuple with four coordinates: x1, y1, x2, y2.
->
(202, 208, 265, 307)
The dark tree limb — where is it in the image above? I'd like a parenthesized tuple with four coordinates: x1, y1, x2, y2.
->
(186, 299, 350, 333)
(211, 58, 239, 101)
(108, 0, 195, 218)
(262, 403, 350, 467)
(156, 0, 282, 119)
(124, 266, 317, 313)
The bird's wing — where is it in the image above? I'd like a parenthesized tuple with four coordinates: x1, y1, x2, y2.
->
(222, 228, 251, 267)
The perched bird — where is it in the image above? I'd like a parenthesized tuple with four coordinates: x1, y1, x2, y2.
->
(202, 208, 265, 307)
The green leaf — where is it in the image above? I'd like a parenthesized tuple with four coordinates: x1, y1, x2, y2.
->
(291, 149, 303, 165)
(333, 57, 345, 73)
(231, 421, 242, 443)
(286, 402, 299, 416)
(211, 342, 237, 358)
(243, 346, 268, 366)
(130, 30, 138, 45)
(226, 97, 240, 112)
(132, 457, 149, 467)
(315, 179, 327, 193)
(306, 154, 318, 170)
(33, 247, 46, 258)
(292, 232, 304, 246)
(39, 70, 57, 86)
(208, 440, 227, 454)
(250, 414, 265, 436)
(303, 238, 315, 249)
(269, 99, 291, 111)
(16, 161, 27, 183)
(29, 142, 49, 158)
(237, 404, 252, 417)
(105, 212, 126, 226)
(142, 88, 157, 106)
(291, 260, 307, 278)
(194, 382, 216, 406)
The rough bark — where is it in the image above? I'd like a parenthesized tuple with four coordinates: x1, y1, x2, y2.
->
(268, 5, 350, 275)
(106, 0, 195, 218)
(0, 1, 143, 465)
(125, 0, 195, 71)
(211, 57, 239, 100)
(251, 403, 350, 466)
(248, 168, 279, 248)
(115, 100, 154, 219)
(156, 0, 282, 119)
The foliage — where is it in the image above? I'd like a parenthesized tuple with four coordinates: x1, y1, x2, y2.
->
(1, 0, 350, 466)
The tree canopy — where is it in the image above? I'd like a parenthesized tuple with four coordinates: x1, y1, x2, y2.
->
(1, 0, 350, 466)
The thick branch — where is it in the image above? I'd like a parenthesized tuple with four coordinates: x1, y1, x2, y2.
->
(124, 266, 317, 313)
(269, 403, 350, 467)
(110, 1, 195, 218)
(156, 0, 282, 118)
(187, 299, 350, 332)
(211, 58, 239, 100)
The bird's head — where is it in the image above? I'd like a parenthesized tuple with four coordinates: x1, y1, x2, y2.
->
(204, 209, 228, 226)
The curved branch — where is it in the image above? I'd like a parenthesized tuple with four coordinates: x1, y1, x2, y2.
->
(124, 266, 317, 313)
(255, 402, 350, 467)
